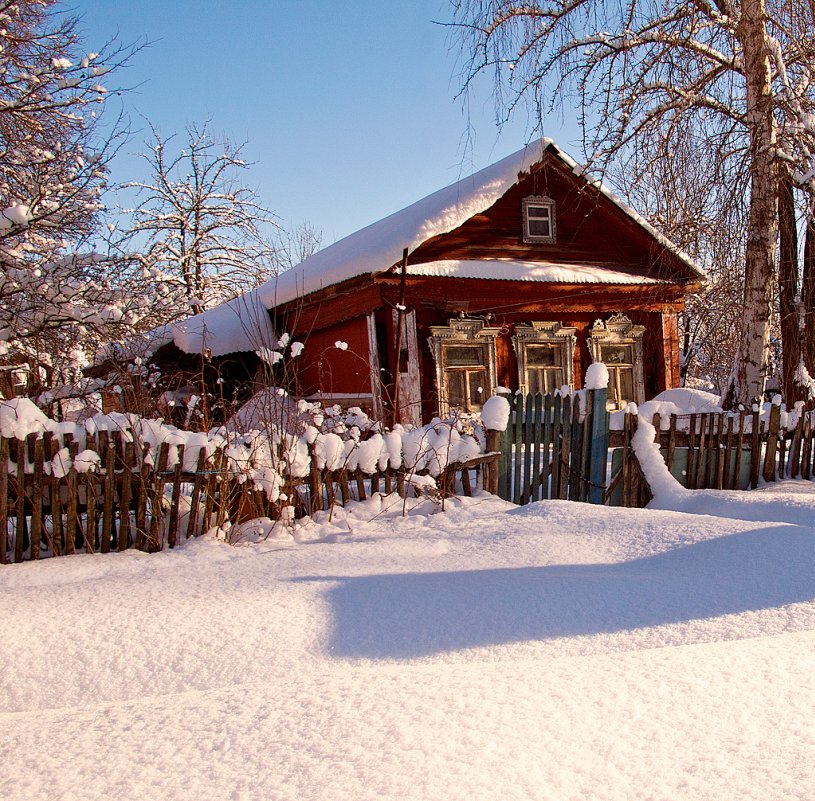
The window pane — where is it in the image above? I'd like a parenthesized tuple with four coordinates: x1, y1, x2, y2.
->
(601, 344, 633, 365)
(527, 367, 563, 395)
(467, 370, 487, 410)
(618, 367, 634, 402)
(527, 205, 551, 219)
(528, 218, 551, 238)
(446, 370, 467, 409)
(526, 344, 560, 367)
(444, 346, 484, 367)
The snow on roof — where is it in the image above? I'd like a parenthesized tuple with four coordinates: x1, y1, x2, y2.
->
(164, 138, 704, 357)
(407, 259, 667, 285)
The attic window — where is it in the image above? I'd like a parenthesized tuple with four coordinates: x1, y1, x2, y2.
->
(522, 195, 556, 243)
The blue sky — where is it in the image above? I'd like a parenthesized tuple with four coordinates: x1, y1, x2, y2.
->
(73, 1, 580, 245)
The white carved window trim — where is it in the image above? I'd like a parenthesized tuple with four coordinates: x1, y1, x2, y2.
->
(428, 318, 500, 416)
(512, 322, 577, 395)
(588, 313, 646, 409)
(522, 195, 556, 243)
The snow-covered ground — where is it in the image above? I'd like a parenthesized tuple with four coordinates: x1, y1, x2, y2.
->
(2, 483, 815, 800)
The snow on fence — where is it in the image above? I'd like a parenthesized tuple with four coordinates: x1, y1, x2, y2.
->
(500, 388, 815, 509)
(608, 400, 815, 504)
(0, 397, 503, 564)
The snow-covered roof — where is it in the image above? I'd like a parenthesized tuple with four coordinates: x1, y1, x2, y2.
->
(407, 260, 667, 284)
(161, 138, 704, 357)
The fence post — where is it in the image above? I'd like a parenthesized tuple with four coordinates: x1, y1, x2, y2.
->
(496, 389, 513, 501)
(587, 388, 609, 504)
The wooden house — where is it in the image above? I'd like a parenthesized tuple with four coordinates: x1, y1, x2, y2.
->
(146, 139, 704, 424)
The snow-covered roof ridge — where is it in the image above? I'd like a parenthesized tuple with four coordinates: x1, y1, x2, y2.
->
(165, 138, 704, 357)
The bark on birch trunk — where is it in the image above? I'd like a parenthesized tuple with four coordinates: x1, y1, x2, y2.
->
(724, 0, 778, 408)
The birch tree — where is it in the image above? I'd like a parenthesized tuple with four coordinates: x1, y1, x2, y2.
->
(451, 0, 815, 405)
(123, 123, 280, 318)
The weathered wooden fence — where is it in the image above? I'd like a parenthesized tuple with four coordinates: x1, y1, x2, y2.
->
(498, 392, 815, 509)
(0, 429, 499, 564)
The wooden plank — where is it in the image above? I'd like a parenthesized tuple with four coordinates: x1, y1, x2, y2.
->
(324, 471, 336, 508)
(148, 443, 170, 551)
(687, 414, 698, 489)
(100, 431, 114, 554)
(790, 412, 804, 480)
(64, 437, 78, 555)
(29, 434, 43, 560)
(540, 394, 552, 500)
(778, 421, 788, 479)
(339, 470, 350, 506)
(530, 392, 543, 502)
(749, 409, 762, 489)
(135, 444, 150, 550)
(46, 433, 62, 556)
(763, 403, 781, 483)
(119, 439, 134, 549)
(496, 390, 512, 501)
(370, 471, 379, 495)
(588, 388, 608, 504)
(550, 393, 562, 499)
(569, 393, 585, 501)
(84, 462, 97, 554)
(703, 413, 718, 489)
(15, 438, 26, 563)
(666, 415, 676, 477)
(713, 413, 725, 489)
(0, 438, 7, 564)
(521, 393, 534, 504)
(733, 411, 747, 489)
(512, 393, 523, 504)
(167, 444, 184, 548)
(722, 413, 735, 489)
(355, 470, 367, 501)
(461, 464, 472, 496)
(309, 445, 322, 513)
(558, 394, 573, 500)
(622, 413, 632, 507)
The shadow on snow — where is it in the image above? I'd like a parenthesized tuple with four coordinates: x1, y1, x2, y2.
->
(294, 525, 815, 659)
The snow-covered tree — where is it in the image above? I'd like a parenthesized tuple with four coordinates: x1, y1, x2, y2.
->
(451, 0, 815, 405)
(122, 122, 281, 318)
(0, 0, 139, 394)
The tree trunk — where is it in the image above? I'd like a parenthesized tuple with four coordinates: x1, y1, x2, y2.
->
(724, 0, 778, 408)
(778, 166, 800, 403)
(803, 202, 815, 377)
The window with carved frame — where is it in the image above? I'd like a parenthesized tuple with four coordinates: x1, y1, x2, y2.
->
(428, 318, 500, 415)
(512, 322, 577, 395)
(588, 314, 646, 409)
(522, 195, 556, 243)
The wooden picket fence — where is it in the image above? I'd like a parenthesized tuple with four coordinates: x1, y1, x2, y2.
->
(499, 390, 815, 508)
(608, 402, 815, 505)
(0, 428, 499, 564)
(496, 388, 609, 505)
